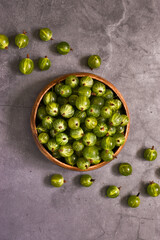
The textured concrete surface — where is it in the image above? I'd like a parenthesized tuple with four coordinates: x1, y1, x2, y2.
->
(0, 0, 160, 239)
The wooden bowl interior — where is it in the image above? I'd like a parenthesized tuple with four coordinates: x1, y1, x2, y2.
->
(30, 73, 130, 171)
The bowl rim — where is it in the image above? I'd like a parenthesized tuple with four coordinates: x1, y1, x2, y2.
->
(30, 72, 130, 171)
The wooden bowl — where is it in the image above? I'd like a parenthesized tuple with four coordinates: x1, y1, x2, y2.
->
(30, 73, 130, 171)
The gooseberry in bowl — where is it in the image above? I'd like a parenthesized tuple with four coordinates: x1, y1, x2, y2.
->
(31, 73, 130, 171)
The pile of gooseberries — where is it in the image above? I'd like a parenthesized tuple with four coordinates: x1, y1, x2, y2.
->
(36, 75, 129, 170)
(0, 28, 101, 73)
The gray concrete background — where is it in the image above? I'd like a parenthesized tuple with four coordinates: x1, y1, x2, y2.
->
(0, 0, 160, 239)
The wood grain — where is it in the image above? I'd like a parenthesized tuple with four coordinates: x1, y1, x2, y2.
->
(30, 72, 130, 171)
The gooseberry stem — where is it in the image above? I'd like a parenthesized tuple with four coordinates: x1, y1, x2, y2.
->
(5, 46, 8, 49)
(45, 56, 48, 58)
(51, 38, 54, 40)
(23, 30, 27, 34)
(136, 192, 140, 197)
(91, 179, 95, 182)
(70, 48, 73, 51)
(118, 186, 121, 190)
(64, 180, 66, 183)
(151, 146, 154, 150)
(150, 181, 154, 184)
(27, 54, 29, 58)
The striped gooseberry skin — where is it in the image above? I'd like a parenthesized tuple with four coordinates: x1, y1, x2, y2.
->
(39, 28, 52, 41)
(15, 31, 29, 49)
(19, 54, 34, 74)
(38, 56, 51, 71)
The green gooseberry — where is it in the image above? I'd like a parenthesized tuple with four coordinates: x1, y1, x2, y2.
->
(101, 150, 115, 161)
(53, 119, 67, 132)
(119, 163, 132, 176)
(0, 34, 9, 49)
(57, 96, 68, 105)
(92, 82, 106, 96)
(81, 123, 92, 133)
(43, 91, 57, 105)
(15, 31, 29, 49)
(87, 105, 101, 118)
(74, 110, 87, 123)
(90, 96, 105, 108)
(147, 181, 160, 197)
(101, 136, 116, 150)
(38, 132, 49, 144)
(105, 99, 118, 112)
(116, 125, 125, 134)
(106, 186, 120, 198)
(78, 86, 91, 98)
(80, 76, 94, 88)
(46, 102, 59, 117)
(96, 116, 106, 123)
(57, 41, 71, 55)
(144, 146, 157, 161)
(88, 55, 101, 69)
(68, 95, 78, 106)
(109, 112, 122, 127)
(103, 89, 114, 100)
(93, 123, 108, 137)
(59, 85, 72, 98)
(73, 140, 84, 152)
(82, 132, 97, 147)
(55, 83, 63, 95)
(65, 154, 77, 166)
(39, 28, 53, 41)
(76, 158, 90, 170)
(80, 174, 95, 187)
(90, 156, 101, 165)
(114, 99, 122, 110)
(106, 126, 116, 136)
(128, 193, 140, 208)
(95, 138, 102, 151)
(47, 138, 59, 152)
(114, 133, 125, 147)
(58, 144, 74, 157)
(85, 117, 97, 129)
(56, 133, 68, 146)
(60, 104, 74, 118)
(68, 117, 80, 129)
(82, 146, 99, 160)
(42, 116, 54, 129)
(51, 174, 64, 187)
(100, 106, 112, 118)
(65, 75, 79, 88)
(75, 151, 83, 158)
(36, 124, 47, 134)
(37, 106, 47, 120)
(38, 56, 51, 71)
(120, 115, 129, 126)
(70, 127, 84, 140)
(50, 129, 58, 138)
(72, 87, 79, 95)
(52, 150, 61, 159)
(76, 96, 90, 111)
(19, 54, 34, 74)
